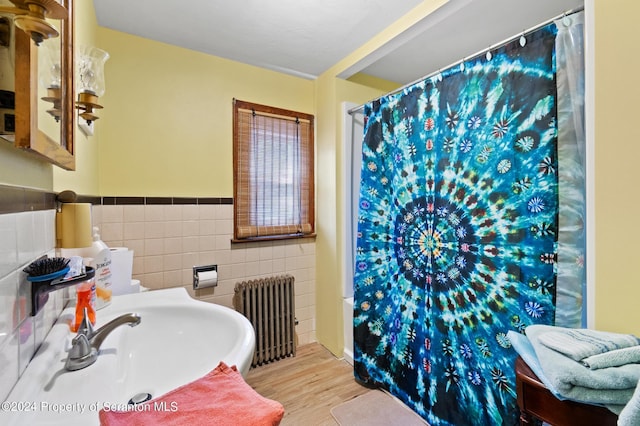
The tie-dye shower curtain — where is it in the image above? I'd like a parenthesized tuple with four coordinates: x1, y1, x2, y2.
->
(353, 22, 567, 425)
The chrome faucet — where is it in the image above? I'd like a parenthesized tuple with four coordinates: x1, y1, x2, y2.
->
(65, 310, 141, 371)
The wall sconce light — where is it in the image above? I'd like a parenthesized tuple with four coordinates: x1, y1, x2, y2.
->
(76, 46, 109, 136)
(39, 39, 62, 121)
(0, 0, 67, 46)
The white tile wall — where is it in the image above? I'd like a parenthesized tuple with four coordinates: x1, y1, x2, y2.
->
(0, 209, 63, 403)
(94, 203, 317, 346)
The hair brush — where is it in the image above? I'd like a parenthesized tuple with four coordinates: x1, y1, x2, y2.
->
(23, 257, 70, 281)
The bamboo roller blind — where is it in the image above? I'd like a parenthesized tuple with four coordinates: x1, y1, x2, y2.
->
(234, 100, 314, 240)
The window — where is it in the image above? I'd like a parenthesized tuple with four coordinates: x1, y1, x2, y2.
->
(233, 99, 315, 241)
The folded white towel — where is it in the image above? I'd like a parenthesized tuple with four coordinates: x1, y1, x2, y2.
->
(537, 327, 639, 361)
(582, 346, 640, 370)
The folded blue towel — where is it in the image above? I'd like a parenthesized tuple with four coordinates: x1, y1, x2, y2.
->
(619, 379, 640, 426)
(537, 327, 639, 361)
(583, 346, 640, 370)
(506, 330, 566, 400)
(526, 325, 640, 412)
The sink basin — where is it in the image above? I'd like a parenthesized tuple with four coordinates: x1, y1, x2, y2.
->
(1, 288, 256, 426)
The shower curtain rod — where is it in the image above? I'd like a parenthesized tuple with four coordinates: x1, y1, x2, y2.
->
(347, 6, 585, 116)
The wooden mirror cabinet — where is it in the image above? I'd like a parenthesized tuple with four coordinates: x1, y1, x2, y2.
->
(10, 0, 75, 170)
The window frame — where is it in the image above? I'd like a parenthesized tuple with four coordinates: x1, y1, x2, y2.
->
(232, 99, 315, 242)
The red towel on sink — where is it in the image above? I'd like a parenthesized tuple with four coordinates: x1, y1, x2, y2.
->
(99, 362, 284, 426)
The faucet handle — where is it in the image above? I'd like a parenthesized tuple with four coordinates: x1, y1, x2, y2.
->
(68, 333, 91, 360)
(65, 333, 97, 371)
(76, 307, 94, 338)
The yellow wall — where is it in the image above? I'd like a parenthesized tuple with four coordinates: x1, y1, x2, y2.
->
(0, 142, 52, 190)
(314, 73, 339, 351)
(314, 76, 398, 354)
(593, 0, 640, 334)
(347, 73, 401, 92)
(314, 0, 447, 355)
(94, 29, 314, 197)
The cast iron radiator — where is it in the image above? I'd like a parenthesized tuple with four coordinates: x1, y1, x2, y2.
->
(233, 275, 296, 367)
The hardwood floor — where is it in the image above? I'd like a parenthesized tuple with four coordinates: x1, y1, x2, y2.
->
(245, 343, 370, 425)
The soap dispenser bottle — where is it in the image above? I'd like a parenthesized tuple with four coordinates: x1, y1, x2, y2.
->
(87, 227, 112, 309)
(72, 279, 96, 332)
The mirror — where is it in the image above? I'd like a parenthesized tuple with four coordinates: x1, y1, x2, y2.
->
(2, 0, 75, 170)
(37, 35, 62, 145)
(0, 8, 15, 141)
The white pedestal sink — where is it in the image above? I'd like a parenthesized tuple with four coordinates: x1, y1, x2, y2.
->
(1, 288, 256, 426)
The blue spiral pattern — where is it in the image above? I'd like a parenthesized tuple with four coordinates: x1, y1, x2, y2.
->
(353, 24, 558, 425)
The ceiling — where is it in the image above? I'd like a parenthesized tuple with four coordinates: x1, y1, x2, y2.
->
(93, 0, 584, 86)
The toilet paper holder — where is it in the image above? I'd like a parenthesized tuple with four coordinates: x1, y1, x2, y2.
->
(193, 264, 218, 290)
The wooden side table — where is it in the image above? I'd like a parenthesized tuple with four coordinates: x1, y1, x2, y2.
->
(515, 356, 618, 425)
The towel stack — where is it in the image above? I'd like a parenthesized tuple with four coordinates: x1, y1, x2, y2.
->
(536, 327, 640, 369)
(508, 325, 640, 426)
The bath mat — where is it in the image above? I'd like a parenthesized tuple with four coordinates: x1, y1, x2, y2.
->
(331, 389, 428, 426)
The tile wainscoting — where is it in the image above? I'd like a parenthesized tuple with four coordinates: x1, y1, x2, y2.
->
(0, 186, 63, 402)
(92, 199, 317, 347)
(0, 187, 316, 403)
